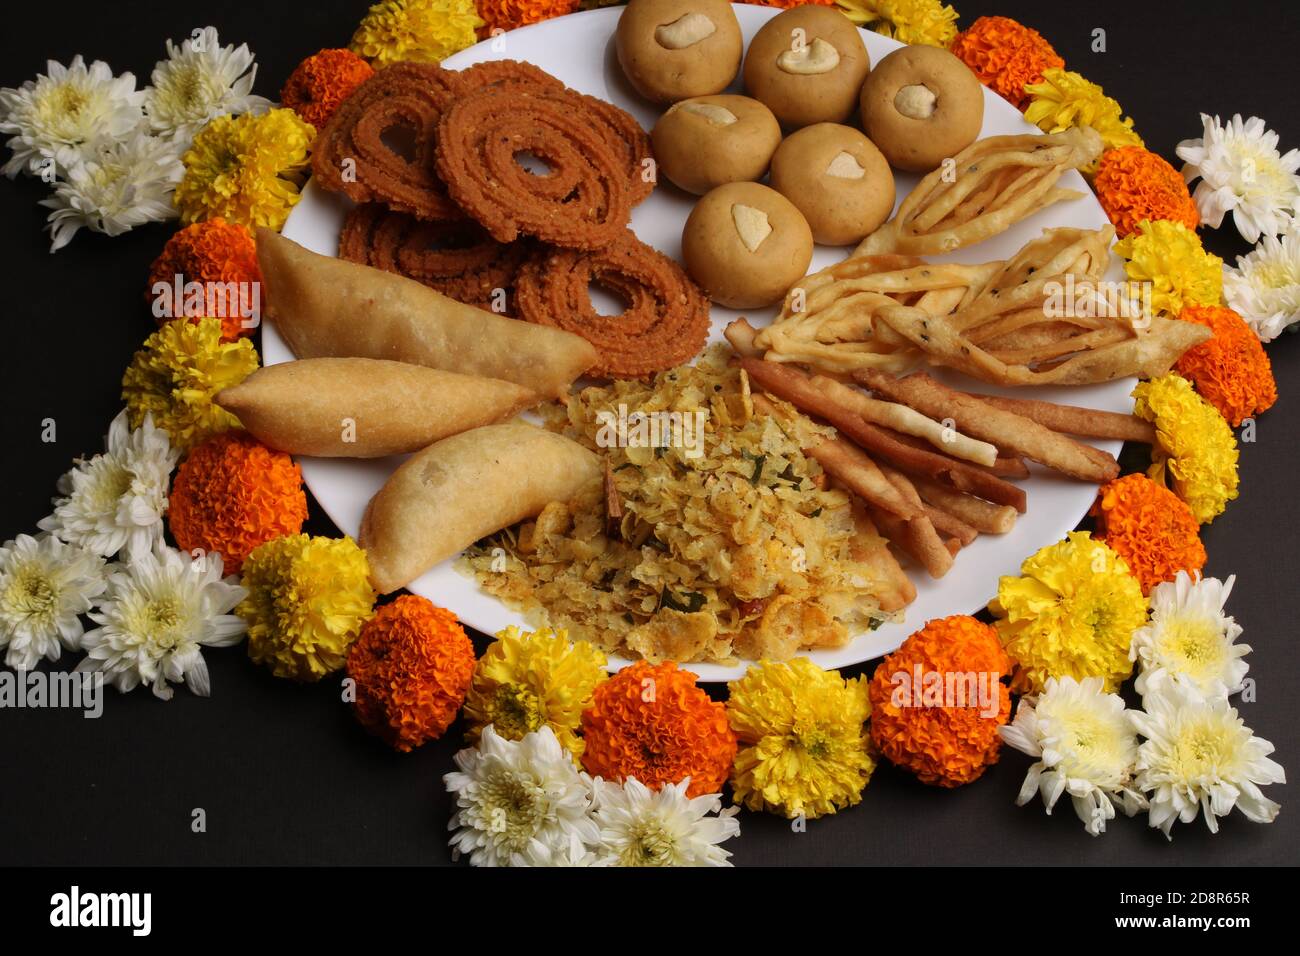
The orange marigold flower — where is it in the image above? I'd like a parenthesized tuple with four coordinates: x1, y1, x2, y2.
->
(868, 615, 1012, 787)
(1094, 146, 1200, 238)
(347, 595, 476, 751)
(168, 430, 308, 574)
(1092, 473, 1206, 595)
(146, 219, 261, 342)
(949, 15, 1063, 109)
(281, 48, 375, 129)
(580, 660, 736, 797)
(476, 0, 582, 34)
(1174, 304, 1278, 427)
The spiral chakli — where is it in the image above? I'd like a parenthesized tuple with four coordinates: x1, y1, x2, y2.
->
(514, 232, 711, 377)
(312, 62, 464, 221)
(452, 60, 654, 206)
(435, 85, 633, 249)
(339, 203, 533, 311)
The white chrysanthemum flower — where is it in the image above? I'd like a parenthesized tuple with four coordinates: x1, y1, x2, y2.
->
(1132, 680, 1285, 839)
(0, 534, 106, 671)
(445, 725, 600, 867)
(1131, 572, 1250, 701)
(39, 130, 184, 251)
(76, 543, 247, 701)
(1223, 231, 1300, 341)
(1177, 113, 1300, 244)
(38, 410, 180, 561)
(999, 676, 1147, 836)
(143, 26, 271, 141)
(0, 55, 144, 179)
(590, 776, 740, 866)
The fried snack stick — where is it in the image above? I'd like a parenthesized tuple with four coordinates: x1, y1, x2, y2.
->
(854, 127, 1103, 257)
(215, 358, 539, 458)
(862, 502, 956, 578)
(876, 459, 977, 551)
(858, 369, 1119, 483)
(750, 393, 918, 520)
(741, 358, 1027, 512)
(258, 230, 597, 400)
(360, 422, 602, 593)
(958, 393, 1157, 444)
(909, 474, 1018, 534)
(878, 428, 1030, 479)
(807, 374, 998, 467)
(847, 500, 916, 612)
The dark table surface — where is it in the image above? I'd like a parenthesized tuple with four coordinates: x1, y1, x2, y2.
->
(1, 0, 1296, 867)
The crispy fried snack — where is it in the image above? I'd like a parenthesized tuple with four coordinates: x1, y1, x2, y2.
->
(755, 225, 1210, 386)
(855, 126, 1103, 256)
(436, 84, 632, 249)
(311, 62, 464, 221)
(339, 203, 532, 312)
(514, 231, 710, 378)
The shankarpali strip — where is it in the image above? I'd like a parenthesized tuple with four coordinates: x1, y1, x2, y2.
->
(740, 358, 1027, 512)
(909, 473, 1018, 534)
(216, 358, 539, 458)
(958, 392, 1157, 443)
(257, 229, 598, 399)
(360, 422, 602, 593)
(807, 373, 998, 467)
(857, 369, 1119, 483)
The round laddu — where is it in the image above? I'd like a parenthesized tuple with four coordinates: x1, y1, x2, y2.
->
(743, 5, 871, 130)
(651, 94, 782, 195)
(682, 181, 813, 309)
(770, 123, 896, 245)
(859, 44, 984, 173)
(616, 0, 744, 104)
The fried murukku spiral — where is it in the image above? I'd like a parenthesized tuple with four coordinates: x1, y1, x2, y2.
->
(436, 85, 632, 249)
(452, 60, 654, 205)
(339, 203, 531, 311)
(514, 232, 710, 377)
(312, 62, 463, 221)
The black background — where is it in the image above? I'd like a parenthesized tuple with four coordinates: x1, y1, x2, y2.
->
(0, 1, 1296, 868)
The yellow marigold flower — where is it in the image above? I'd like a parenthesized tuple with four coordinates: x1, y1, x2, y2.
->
(1114, 219, 1223, 318)
(1023, 68, 1143, 163)
(238, 534, 376, 681)
(121, 317, 258, 454)
(1133, 373, 1240, 525)
(173, 109, 315, 231)
(462, 625, 608, 761)
(989, 531, 1147, 695)
(836, 0, 958, 47)
(727, 657, 874, 819)
(350, 0, 484, 69)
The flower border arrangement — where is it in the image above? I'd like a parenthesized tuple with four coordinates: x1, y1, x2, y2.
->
(0, 1, 1292, 865)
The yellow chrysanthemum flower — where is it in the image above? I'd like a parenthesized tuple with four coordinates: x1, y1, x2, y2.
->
(350, 0, 484, 69)
(173, 108, 315, 231)
(1023, 68, 1143, 163)
(836, 0, 958, 47)
(989, 531, 1148, 695)
(238, 534, 376, 682)
(1114, 219, 1224, 318)
(121, 317, 258, 453)
(727, 657, 874, 819)
(462, 625, 608, 760)
(1133, 374, 1240, 525)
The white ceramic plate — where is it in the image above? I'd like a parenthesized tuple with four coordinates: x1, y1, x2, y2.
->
(266, 4, 1131, 681)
